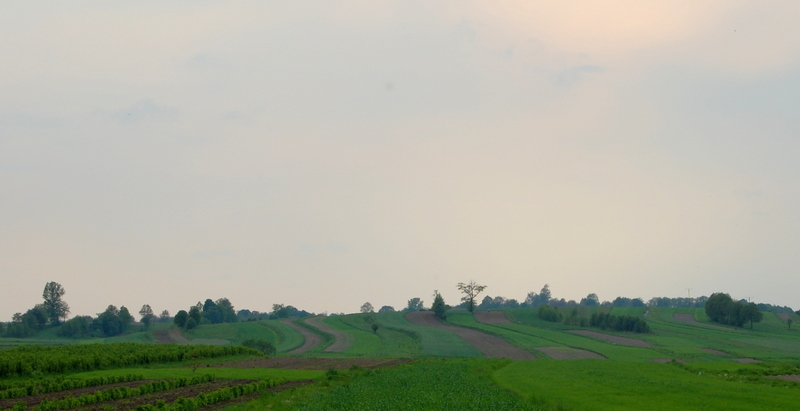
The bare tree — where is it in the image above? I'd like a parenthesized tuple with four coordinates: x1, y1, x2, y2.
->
(457, 281, 487, 312)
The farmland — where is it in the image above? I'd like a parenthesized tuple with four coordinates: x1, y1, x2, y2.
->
(2, 307, 800, 410)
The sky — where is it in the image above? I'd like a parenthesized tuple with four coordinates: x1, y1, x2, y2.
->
(2, 1, 799, 320)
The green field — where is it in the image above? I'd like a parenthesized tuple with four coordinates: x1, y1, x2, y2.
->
(3, 307, 800, 410)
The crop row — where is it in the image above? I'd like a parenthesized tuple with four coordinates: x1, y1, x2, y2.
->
(5, 374, 217, 411)
(0, 344, 260, 378)
(0, 374, 143, 400)
(133, 379, 282, 411)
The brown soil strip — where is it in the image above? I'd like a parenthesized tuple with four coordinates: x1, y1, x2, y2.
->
(281, 320, 322, 354)
(651, 359, 686, 364)
(0, 380, 159, 409)
(153, 328, 190, 344)
(777, 313, 791, 323)
(568, 330, 654, 347)
(702, 348, 726, 355)
(406, 311, 536, 360)
(733, 358, 762, 363)
(768, 375, 800, 382)
(536, 347, 604, 360)
(218, 357, 413, 370)
(474, 311, 514, 325)
(673, 314, 739, 331)
(305, 317, 353, 353)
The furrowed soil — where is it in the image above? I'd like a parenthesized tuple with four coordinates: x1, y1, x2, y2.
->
(567, 330, 654, 347)
(768, 375, 800, 382)
(474, 311, 513, 325)
(702, 348, 726, 355)
(536, 347, 605, 360)
(153, 328, 189, 344)
(406, 312, 536, 360)
(281, 320, 321, 354)
(305, 317, 353, 353)
(673, 313, 739, 331)
(218, 357, 413, 370)
(0, 380, 159, 409)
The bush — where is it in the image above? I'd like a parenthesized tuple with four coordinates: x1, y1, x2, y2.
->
(537, 305, 562, 322)
(240, 339, 276, 356)
(589, 313, 650, 333)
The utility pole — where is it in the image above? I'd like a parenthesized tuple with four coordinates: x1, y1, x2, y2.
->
(687, 288, 692, 298)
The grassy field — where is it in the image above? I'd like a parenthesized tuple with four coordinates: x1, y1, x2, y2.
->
(319, 314, 421, 357)
(375, 312, 482, 357)
(494, 360, 800, 410)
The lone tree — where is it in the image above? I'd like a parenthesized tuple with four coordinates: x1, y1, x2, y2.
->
(457, 281, 487, 312)
(360, 302, 374, 313)
(139, 304, 155, 328)
(42, 282, 70, 325)
(406, 298, 424, 312)
(431, 290, 447, 320)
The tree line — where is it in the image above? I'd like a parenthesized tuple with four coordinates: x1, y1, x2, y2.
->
(705, 292, 763, 329)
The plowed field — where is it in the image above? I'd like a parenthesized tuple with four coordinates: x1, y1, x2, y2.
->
(305, 317, 353, 353)
(218, 357, 413, 370)
(281, 320, 321, 354)
(536, 347, 605, 360)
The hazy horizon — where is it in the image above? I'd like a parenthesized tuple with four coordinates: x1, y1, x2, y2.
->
(2, 1, 799, 321)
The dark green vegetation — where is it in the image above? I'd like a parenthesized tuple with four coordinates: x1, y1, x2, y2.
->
(705, 292, 764, 329)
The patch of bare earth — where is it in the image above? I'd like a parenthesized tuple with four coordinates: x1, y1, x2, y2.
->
(702, 348, 727, 355)
(673, 314, 739, 331)
(305, 317, 353, 353)
(217, 357, 413, 370)
(777, 313, 791, 323)
(280, 320, 322, 354)
(768, 375, 800, 382)
(474, 311, 513, 325)
(536, 347, 604, 360)
(568, 330, 654, 347)
(733, 358, 762, 363)
(405, 311, 536, 360)
(652, 359, 686, 364)
(153, 328, 190, 344)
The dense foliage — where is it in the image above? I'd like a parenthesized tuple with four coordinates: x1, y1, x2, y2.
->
(705, 293, 763, 328)
(537, 305, 562, 322)
(0, 344, 260, 378)
(589, 313, 650, 333)
(240, 339, 276, 355)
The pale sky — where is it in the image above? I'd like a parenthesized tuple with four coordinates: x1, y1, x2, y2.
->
(2, 1, 799, 320)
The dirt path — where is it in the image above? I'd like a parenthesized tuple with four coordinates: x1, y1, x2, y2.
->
(153, 328, 190, 344)
(702, 348, 726, 355)
(536, 347, 604, 360)
(281, 320, 322, 354)
(673, 313, 740, 331)
(406, 311, 536, 360)
(474, 311, 514, 325)
(305, 317, 353, 353)
(568, 330, 654, 347)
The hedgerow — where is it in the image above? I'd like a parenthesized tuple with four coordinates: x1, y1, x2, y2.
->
(0, 374, 143, 400)
(0, 344, 261, 378)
